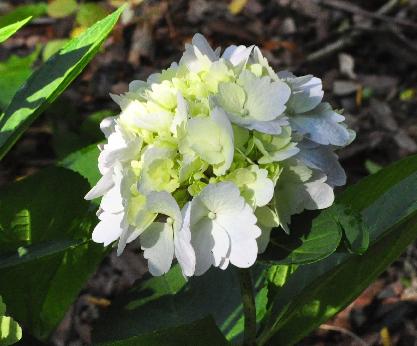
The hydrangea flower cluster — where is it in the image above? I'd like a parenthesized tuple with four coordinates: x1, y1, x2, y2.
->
(85, 34, 354, 277)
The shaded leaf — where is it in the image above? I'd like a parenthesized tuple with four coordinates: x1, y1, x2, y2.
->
(93, 265, 268, 344)
(0, 167, 105, 341)
(259, 209, 342, 265)
(0, 49, 39, 111)
(258, 154, 417, 345)
(59, 143, 100, 187)
(331, 204, 369, 254)
(0, 6, 125, 160)
(96, 317, 230, 346)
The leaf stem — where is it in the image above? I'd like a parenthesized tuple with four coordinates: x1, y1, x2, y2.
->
(238, 267, 257, 346)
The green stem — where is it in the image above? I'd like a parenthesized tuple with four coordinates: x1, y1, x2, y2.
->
(238, 268, 257, 346)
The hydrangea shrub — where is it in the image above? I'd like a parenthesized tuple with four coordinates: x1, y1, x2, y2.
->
(85, 33, 354, 277)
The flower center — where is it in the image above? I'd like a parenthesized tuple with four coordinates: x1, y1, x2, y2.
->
(208, 211, 216, 220)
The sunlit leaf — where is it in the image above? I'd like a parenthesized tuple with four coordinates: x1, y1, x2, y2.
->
(0, 6, 125, 160)
(0, 17, 31, 44)
(0, 296, 22, 346)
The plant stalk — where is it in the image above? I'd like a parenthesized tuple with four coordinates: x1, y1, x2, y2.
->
(238, 268, 257, 346)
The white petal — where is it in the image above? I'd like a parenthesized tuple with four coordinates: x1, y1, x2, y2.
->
(286, 75, 324, 113)
(180, 34, 218, 73)
(222, 45, 254, 66)
(256, 226, 272, 254)
(217, 207, 261, 268)
(191, 33, 218, 61)
(117, 224, 135, 256)
(174, 203, 196, 277)
(92, 212, 124, 246)
(140, 222, 175, 276)
(146, 191, 182, 231)
(85, 170, 114, 200)
(248, 166, 274, 207)
(170, 92, 188, 136)
(304, 174, 335, 209)
(99, 117, 116, 138)
(290, 103, 351, 146)
(296, 141, 346, 186)
(191, 218, 215, 276)
(211, 107, 234, 175)
(239, 71, 290, 121)
(244, 117, 289, 135)
(100, 184, 123, 213)
(197, 182, 243, 215)
(211, 222, 231, 267)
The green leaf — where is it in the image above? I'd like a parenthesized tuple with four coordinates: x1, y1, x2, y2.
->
(259, 209, 342, 265)
(331, 204, 369, 254)
(0, 48, 39, 111)
(93, 264, 268, 345)
(76, 3, 108, 28)
(0, 4, 47, 28)
(365, 159, 382, 174)
(0, 6, 125, 160)
(0, 296, 22, 346)
(42, 39, 69, 62)
(47, 0, 78, 19)
(59, 143, 101, 187)
(258, 154, 417, 345)
(0, 17, 32, 44)
(0, 167, 105, 341)
(80, 110, 115, 142)
(96, 317, 230, 346)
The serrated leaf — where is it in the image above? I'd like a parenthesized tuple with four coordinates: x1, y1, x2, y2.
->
(0, 296, 22, 346)
(0, 17, 32, 44)
(0, 167, 105, 341)
(258, 154, 417, 345)
(259, 209, 342, 265)
(331, 204, 369, 254)
(0, 6, 125, 160)
(59, 143, 100, 187)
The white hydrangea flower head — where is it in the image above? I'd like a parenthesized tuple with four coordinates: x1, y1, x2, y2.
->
(85, 33, 355, 276)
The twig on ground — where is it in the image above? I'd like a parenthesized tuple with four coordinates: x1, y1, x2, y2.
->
(318, 0, 417, 29)
(320, 324, 369, 346)
(302, 0, 405, 64)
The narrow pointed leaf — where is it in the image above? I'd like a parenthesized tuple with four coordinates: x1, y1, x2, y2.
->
(0, 17, 32, 43)
(0, 6, 124, 160)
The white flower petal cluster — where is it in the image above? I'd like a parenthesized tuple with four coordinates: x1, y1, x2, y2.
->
(85, 33, 354, 277)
